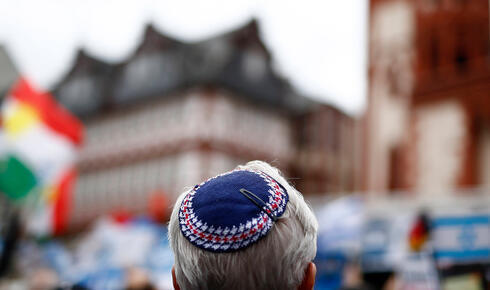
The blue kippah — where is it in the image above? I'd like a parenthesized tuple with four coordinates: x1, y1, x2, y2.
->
(178, 169, 289, 252)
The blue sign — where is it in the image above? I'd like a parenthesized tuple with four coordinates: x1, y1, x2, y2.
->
(432, 215, 490, 263)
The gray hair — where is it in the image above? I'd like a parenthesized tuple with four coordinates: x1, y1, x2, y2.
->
(169, 160, 318, 290)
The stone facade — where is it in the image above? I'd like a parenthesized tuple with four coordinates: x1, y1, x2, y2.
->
(51, 21, 359, 228)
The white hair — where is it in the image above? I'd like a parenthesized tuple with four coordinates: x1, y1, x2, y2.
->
(169, 160, 318, 290)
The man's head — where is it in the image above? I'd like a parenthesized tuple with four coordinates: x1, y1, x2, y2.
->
(168, 161, 318, 290)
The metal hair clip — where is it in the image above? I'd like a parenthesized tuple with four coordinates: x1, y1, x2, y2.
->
(239, 188, 278, 222)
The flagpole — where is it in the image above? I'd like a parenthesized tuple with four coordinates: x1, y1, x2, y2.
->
(427, 214, 442, 290)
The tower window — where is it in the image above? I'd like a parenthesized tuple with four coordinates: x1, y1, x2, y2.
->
(430, 36, 439, 73)
(389, 146, 404, 190)
(454, 40, 468, 73)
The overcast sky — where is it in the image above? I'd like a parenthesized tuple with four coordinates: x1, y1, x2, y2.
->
(0, 0, 367, 115)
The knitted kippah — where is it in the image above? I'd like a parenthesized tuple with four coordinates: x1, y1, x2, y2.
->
(178, 169, 289, 252)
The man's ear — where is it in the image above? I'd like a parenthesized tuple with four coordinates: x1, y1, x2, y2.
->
(172, 266, 181, 290)
(298, 262, 316, 290)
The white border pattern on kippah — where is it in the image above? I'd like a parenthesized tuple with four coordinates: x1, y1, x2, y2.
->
(178, 169, 289, 252)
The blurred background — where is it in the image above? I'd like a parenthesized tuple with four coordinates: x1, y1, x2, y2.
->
(0, 0, 489, 289)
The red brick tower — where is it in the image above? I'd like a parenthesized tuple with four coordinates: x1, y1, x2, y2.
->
(365, 0, 490, 195)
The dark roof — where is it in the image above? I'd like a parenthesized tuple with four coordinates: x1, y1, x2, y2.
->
(52, 19, 315, 118)
(0, 45, 19, 97)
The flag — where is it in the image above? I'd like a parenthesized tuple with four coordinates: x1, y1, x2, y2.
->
(0, 78, 83, 235)
(409, 212, 431, 252)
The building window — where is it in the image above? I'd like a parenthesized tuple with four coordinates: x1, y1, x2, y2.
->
(454, 38, 468, 73)
(242, 50, 266, 82)
(430, 36, 439, 74)
(58, 75, 99, 115)
(389, 146, 404, 191)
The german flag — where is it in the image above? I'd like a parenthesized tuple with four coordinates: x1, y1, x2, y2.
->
(409, 212, 431, 252)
